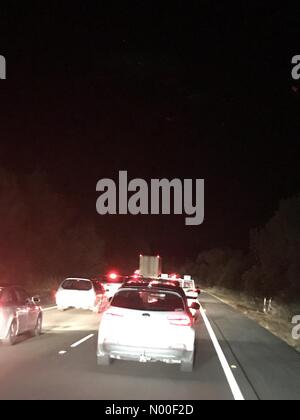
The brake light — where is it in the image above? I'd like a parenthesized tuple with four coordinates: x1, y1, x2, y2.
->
(168, 314, 192, 326)
(150, 280, 159, 285)
(165, 281, 178, 286)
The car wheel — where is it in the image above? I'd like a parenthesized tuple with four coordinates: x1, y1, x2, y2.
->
(180, 352, 195, 373)
(29, 315, 42, 337)
(97, 354, 111, 366)
(3, 319, 18, 346)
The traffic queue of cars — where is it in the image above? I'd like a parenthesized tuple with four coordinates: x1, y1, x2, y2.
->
(0, 274, 201, 372)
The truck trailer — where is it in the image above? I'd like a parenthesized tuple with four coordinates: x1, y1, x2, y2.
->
(139, 255, 162, 278)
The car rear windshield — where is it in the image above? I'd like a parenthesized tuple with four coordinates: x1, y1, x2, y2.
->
(183, 281, 194, 288)
(111, 289, 185, 312)
(61, 279, 92, 291)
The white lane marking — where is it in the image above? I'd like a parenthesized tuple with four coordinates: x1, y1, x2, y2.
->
(42, 306, 57, 311)
(70, 334, 94, 348)
(59, 350, 67, 355)
(200, 305, 245, 401)
(203, 289, 234, 308)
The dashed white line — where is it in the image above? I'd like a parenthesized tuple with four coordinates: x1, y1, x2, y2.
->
(70, 334, 94, 348)
(199, 305, 245, 401)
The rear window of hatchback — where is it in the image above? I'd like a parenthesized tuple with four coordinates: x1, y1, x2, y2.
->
(111, 289, 185, 312)
(61, 279, 92, 291)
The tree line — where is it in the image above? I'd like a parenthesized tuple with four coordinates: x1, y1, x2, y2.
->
(0, 169, 104, 288)
(183, 194, 300, 301)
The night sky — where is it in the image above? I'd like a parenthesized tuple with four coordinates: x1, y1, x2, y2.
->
(0, 2, 299, 271)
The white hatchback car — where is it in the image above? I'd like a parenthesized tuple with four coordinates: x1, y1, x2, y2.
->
(97, 280, 199, 372)
(56, 278, 106, 312)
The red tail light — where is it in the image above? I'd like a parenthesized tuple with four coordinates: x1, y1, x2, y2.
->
(168, 314, 192, 326)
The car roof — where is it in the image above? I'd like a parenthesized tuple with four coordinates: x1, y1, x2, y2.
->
(91, 275, 129, 281)
(120, 279, 187, 298)
(63, 277, 91, 281)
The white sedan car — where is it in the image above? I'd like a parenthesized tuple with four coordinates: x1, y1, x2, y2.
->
(0, 285, 42, 345)
(56, 278, 106, 312)
(97, 280, 199, 372)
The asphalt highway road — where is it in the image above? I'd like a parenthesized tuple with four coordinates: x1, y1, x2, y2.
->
(0, 292, 299, 400)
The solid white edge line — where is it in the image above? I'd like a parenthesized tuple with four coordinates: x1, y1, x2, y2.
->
(202, 289, 229, 305)
(42, 306, 58, 311)
(200, 305, 245, 401)
(70, 334, 95, 348)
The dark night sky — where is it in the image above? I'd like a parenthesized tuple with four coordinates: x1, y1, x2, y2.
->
(0, 2, 299, 270)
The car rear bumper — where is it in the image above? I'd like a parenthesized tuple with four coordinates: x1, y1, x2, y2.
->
(56, 300, 96, 310)
(98, 342, 194, 364)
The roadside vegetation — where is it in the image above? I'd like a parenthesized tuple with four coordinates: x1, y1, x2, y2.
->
(183, 193, 300, 351)
(0, 169, 105, 290)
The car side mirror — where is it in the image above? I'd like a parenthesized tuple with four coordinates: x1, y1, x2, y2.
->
(190, 302, 200, 311)
(32, 296, 41, 304)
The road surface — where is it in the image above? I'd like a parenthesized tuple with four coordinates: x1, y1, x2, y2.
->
(0, 292, 299, 400)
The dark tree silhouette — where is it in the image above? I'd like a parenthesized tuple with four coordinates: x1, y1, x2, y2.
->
(0, 169, 105, 287)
